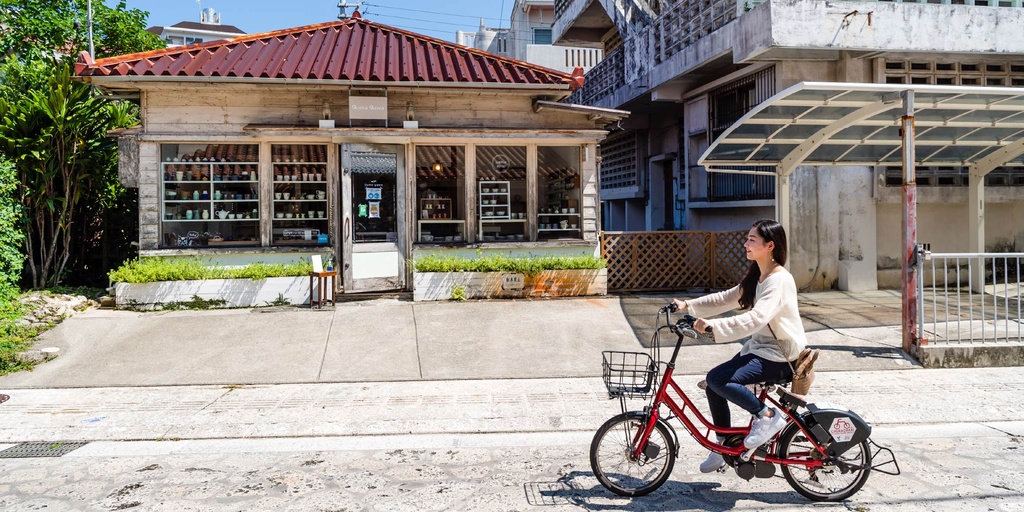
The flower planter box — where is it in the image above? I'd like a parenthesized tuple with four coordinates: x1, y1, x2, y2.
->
(115, 277, 310, 310)
(413, 269, 607, 301)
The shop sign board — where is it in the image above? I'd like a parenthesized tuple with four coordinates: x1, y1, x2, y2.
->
(350, 96, 388, 120)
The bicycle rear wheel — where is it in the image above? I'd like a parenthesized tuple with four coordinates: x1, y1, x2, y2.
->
(590, 412, 676, 497)
(778, 425, 872, 501)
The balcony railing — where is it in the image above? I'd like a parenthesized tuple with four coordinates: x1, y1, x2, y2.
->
(652, 0, 738, 65)
(566, 44, 624, 106)
(555, 0, 572, 21)
(708, 170, 775, 202)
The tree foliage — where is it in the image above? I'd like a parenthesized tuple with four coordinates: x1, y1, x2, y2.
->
(0, 1, 160, 288)
(0, 0, 163, 59)
(0, 63, 136, 288)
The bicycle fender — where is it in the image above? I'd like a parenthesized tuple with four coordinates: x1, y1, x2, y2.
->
(804, 405, 872, 457)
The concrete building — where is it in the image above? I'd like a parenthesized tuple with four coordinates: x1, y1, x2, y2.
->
(456, 1, 603, 75)
(553, 0, 1024, 290)
(146, 8, 245, 47)
(509, 0, 603, 74)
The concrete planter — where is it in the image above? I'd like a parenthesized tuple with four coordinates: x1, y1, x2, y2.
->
(413, 269, 607, 301)
(115, 277, 309, 310)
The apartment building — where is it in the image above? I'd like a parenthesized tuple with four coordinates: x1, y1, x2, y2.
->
(146, 8, 245, 47)
(553, 0, 1024, 290)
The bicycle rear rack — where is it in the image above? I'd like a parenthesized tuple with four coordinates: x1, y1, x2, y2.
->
(867, 438, 901, 476)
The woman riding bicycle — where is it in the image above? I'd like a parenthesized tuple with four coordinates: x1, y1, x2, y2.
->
(672, 218, 807, 474)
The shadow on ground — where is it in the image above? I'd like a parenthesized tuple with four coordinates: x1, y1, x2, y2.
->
(524, 471, 807, 510)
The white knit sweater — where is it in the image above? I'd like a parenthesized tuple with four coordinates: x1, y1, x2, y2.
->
(686, 270, 807, 362)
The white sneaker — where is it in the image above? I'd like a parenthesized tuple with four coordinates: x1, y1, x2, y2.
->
(699, 451, 726, 473)
(744, 408, 787, 448)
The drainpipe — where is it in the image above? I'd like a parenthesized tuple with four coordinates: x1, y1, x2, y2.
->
(900, 90, 918, 355)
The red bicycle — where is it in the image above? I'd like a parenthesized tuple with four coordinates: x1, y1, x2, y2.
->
(590, 305, 898, 501)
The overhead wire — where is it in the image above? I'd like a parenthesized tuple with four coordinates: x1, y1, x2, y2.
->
(361, 2, 507, 24)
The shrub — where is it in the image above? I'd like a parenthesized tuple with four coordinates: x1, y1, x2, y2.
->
(0, 282, 32, 375)
(0, 157, 24, 287)
(412, 254, 606, 276)
(108, 257, 314, 284)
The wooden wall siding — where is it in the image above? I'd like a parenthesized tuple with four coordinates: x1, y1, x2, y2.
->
(141, 86, 596, 134)
(601, 231, 747, 291)
(139, 141, 161, 250)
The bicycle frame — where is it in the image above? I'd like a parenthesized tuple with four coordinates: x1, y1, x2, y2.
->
(629, 314, 830, 470)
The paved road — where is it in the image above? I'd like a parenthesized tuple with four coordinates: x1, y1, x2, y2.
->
(1, 422, 1022, 511)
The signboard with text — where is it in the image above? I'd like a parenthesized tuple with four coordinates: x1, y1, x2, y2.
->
(350, 96, 388, 120)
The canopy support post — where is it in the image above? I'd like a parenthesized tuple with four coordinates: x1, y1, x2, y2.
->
(968, 166, 986, 293)
(775, 168, 790, 268)
(900, 90, 919, 355)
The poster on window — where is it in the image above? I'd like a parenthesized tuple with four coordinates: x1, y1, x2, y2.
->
(365, 186, 382, 201)
(368, 201, 380, 219)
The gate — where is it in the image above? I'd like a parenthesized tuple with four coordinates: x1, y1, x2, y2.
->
(601, 231, 748, 292)
(917, 252, 1023, 344)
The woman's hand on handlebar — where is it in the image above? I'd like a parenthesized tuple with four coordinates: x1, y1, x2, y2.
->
(671, 299, 687, 313)
(693, 317, 712, 334)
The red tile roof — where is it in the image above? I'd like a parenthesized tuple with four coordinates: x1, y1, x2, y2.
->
(77, 12, 583, 90)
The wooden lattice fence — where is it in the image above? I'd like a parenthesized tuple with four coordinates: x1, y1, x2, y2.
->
(601, 231, 748, 292)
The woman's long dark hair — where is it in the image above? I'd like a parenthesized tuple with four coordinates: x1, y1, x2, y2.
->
(738, 219, 788, 310)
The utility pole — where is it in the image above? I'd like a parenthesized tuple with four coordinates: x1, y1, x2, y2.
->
(87, 0, 94, 59)
(338, 0, 364, 19)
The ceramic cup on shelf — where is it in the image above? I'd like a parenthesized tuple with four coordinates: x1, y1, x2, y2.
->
(569, 208, 576, 213)
(276, 212, 284, 219)
(175, 171, 184, 181)
(317, 210, 325, 218)
(185, 210, 193, 220)
(283, 192, 291, 200)
(275, 192, 282, 200)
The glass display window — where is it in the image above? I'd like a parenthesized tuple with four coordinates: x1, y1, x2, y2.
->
(160, 143, 260, 247)
(415, 145, 466, 243)
(271, 144, 330, 246)
(538, 146, 582, 241)
(476, 146, 527, 242)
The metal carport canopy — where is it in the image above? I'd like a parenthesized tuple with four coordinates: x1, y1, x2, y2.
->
(699, 81, 1024, 175)
(697, 81, 1024, 358)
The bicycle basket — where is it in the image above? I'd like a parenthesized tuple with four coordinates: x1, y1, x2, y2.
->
(601, 351, 657, 399)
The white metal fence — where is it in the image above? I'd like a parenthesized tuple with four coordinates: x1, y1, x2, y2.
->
(917, 252, 1023, 344)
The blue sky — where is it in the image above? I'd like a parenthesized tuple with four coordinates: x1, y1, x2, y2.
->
(111, 0, 516, 42)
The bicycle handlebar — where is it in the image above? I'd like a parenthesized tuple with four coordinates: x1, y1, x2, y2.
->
(661, 303, 712, 334)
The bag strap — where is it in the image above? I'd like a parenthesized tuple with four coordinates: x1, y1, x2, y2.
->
(767, 324, 797, 377)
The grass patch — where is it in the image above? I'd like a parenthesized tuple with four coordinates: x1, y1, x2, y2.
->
(412, 254, 605, 277)
(0, 282, 37, 375)
(109, 257, 314, 284)
(1, 284, 103, 375)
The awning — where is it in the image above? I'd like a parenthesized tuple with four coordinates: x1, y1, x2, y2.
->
(699, 82, 1024, 175)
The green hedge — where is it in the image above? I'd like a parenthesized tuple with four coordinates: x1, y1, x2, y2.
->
(412, 254, 605, 276)
(0, 157, 24, 287)
(108, 257, 314, 284)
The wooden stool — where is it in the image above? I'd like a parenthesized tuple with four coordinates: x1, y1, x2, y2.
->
(309, 270, 337, 309)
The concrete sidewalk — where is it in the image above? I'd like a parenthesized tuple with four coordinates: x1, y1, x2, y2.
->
(0, 290, 909, 389)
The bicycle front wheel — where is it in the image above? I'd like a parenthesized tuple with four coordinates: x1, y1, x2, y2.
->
(590, 412, 676, 497)
(778, 425, 872, 502)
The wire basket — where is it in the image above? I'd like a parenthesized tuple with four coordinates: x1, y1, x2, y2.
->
(601, 351, 657, 399)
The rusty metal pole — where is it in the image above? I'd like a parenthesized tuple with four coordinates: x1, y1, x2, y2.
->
(901, 90, 918, 354)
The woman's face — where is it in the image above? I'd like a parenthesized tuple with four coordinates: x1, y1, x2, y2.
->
(744, 227, 774, 262)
